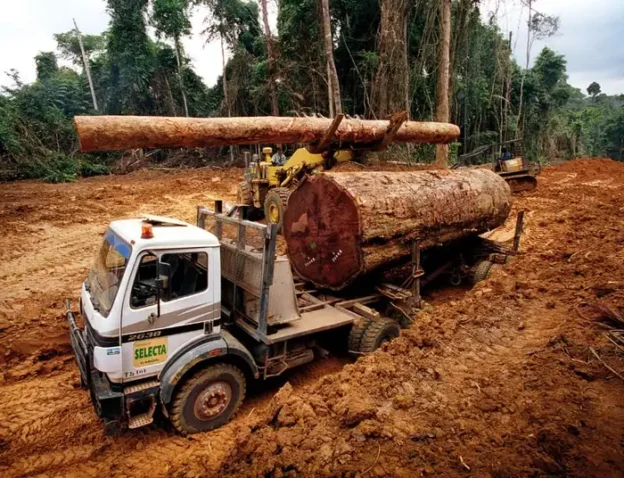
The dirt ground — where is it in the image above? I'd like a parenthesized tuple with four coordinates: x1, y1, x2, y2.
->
(1, 159, 623, 477)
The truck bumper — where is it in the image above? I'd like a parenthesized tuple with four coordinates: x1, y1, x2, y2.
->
(66, 300, 124, 421)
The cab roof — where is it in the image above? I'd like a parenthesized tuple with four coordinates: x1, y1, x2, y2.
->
(109, 215, 220, 251)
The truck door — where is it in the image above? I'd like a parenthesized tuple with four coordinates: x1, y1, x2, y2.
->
(120, 249, 217, 381)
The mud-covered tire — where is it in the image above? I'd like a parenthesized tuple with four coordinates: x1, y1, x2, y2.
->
(237, 181, 253, 206)
(348, 318, 373, 352)
(358, 318, 401, 353)
(169, 364, 246, 435)
(472, 260, 494, 285)
(264, 187, 291, 233)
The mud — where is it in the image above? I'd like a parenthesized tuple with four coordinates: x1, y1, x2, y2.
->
(1, 159, 623, 477)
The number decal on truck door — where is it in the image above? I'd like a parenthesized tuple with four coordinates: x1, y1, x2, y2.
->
(125, 330, 163, 342)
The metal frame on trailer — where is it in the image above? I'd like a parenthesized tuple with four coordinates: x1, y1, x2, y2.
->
(197, 202, 277, 340)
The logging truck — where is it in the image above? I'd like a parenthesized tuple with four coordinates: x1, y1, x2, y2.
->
(67, 200, 514, 435)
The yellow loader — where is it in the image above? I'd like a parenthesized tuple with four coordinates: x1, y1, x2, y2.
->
(236, 146, 354, 231)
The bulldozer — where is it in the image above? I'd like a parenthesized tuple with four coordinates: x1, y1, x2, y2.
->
(454, 139, 540, 193)
(236, 145, 356, 231)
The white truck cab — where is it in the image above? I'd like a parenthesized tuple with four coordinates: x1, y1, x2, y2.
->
(68, 207, 407, 434)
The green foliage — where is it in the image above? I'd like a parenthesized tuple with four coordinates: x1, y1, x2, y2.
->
(152, 0, 191, 39)
(587, 81, 601, 98)
(54, 31, 107, 65)
(106, 0, 155, 114)
(35, 52, 59, 81)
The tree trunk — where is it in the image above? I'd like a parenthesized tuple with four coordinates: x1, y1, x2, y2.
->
(372, 0, 410, 118)
(516, 0, 532, 134)
(434, 0, 452, 167)
(260, 0, 279, 116)
(320, 0, 342, 115)
(220, 32, 234, 163)
(284, 169, 511, 289)
(73, 18, 98, 111)
(174, 35, 189, 117)
(74, 116, 460, 151)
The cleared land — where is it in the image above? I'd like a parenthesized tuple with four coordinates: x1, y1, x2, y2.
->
(0, 159, 623, 477)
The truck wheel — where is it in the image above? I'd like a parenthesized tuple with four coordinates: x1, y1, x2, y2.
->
(237, 181, 253, 206)
(170, 363, 246, 435)
(348, 318, 372, 352)
(264, 188, 291, 233)
(472, 260, 494, 285)
(358, 318, 401, 353)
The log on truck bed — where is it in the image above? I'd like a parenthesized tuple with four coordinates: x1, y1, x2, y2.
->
(283, 169, 511, 290)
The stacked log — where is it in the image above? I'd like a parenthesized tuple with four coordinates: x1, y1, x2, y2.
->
(283, 169, 511, 289)
(73, 116, 460, 152)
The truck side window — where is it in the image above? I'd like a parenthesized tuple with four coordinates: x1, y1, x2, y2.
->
(130, 254, 158, 308)
(161, 252, 208, 301)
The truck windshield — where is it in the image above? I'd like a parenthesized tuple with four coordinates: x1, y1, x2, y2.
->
(87, 229, 132, 318)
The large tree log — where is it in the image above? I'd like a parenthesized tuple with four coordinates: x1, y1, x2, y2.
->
(283, 169, 511, 289)
(73, 116, 460, 152)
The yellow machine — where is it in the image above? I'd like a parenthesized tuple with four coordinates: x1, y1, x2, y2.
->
(237, 147, 354, 231)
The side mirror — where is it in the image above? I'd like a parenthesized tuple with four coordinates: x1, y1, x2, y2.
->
(155, 262, 172, 317)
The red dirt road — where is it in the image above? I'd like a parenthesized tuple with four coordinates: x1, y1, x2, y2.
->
(0, 159, 623, 477)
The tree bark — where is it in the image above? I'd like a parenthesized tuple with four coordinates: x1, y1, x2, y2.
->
(74, 116, 460, 151)
(516, 0, 532, 135)
(434, 0, 452, 167)
(260, 0, 279, 116)
(174, 35, 189, 117)
(372, 0, 409, 118)
(220, 32, 234, 163)
(284, 169, 511, 289)
(320, 0, 342, 115)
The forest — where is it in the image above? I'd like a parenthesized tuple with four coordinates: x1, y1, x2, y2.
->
(0, 0, 623, 182)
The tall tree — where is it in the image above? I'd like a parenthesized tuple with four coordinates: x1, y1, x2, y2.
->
(434, 0, 451, 167)
(320, 0, 342, 115)
(152, 0, 192, 116)
(372, 0, 410, 118)
(587, 81, 601, 98)
(516, 5, 559, 132)
(35, 52, 59, 82)
(259, 0, 279, 116)
(106, 0, 154, 114)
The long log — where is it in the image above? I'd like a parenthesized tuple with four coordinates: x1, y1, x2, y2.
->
(283, 169, 511, 290)
(73, 116, 460, 152)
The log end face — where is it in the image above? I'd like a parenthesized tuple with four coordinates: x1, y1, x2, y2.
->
(284, 175, 363, 289)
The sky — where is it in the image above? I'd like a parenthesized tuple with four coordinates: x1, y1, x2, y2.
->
(0, 0, 622, 95)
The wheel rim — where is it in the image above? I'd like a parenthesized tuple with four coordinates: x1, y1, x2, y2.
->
(193, 381, 232, 421)
(268, 202, 280, 223)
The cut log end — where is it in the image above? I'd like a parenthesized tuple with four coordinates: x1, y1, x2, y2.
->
(284, 176, 363, 289)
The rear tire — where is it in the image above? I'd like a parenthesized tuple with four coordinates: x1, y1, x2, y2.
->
(169, 364, 246, 435)
(348, 318, 372, 352)
(472, 260, 494, 285)
(358, 318, 401, 353)
(264, 188, 291, 233)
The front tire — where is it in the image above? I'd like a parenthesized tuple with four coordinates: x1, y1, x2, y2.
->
(264, 188, 291, 233)
(169, 363, 246, 435)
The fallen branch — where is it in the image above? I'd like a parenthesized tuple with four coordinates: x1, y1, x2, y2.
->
(362, 443, 381, 475)
(589, 347, 624, 382)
